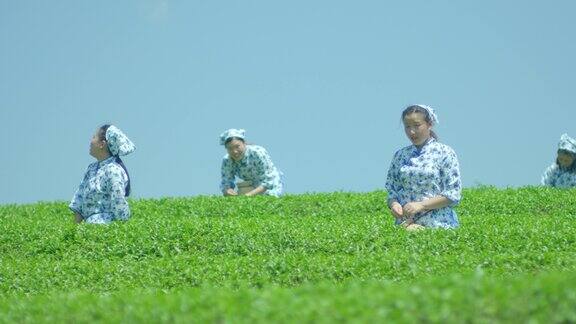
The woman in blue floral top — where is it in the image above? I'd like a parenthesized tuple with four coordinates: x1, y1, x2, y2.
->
(220, 129, 284, 197)
(385, 105, 462, 230)
(541, 133, 576, 188)
(69, 125, 136, 224)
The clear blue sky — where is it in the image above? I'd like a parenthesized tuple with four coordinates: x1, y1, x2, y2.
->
(1, 0, 575, 204)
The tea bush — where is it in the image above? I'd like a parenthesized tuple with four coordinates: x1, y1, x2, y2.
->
(0, 187, 575, 322)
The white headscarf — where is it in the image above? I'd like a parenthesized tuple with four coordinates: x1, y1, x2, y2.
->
(106, 125, 136, 156)
(559, 133, 576, 154)
(219, 128, 246, 145)
(413, 104, 439, 125)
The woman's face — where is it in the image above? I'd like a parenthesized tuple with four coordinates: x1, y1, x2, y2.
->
(403, 112, 431, 146)
(89, 129, 107, 158)
(558, 151, 576, 169)
(226, 139, 246, 161)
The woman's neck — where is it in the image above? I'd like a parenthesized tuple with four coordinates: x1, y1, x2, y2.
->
(415, 137, 432, 149)
(95, 153, 112, 162)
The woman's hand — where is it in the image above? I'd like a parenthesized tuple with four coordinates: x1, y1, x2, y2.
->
(403, 202, 426, 218)
(224, 188, 238, 196)
(405, 223, 425, 231)
(244, 186, 267, 197)
(389, 201, 404, 219)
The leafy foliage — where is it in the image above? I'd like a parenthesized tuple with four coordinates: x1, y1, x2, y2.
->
(1, 187, 575, 322)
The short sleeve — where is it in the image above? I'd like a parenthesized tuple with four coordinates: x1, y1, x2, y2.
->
(541, 164, 556, 186)
(69, 188, 83, 214)
(439, 147, 462, 205)
(252, 147, 277, 190)
(103, 165, 130, 221)
(385, 150, 402, 205)
(69, 164, 91, 215)
(220, 157, 236, 192)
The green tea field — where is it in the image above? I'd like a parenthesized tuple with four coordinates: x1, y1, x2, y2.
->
(1, 187, 575, 323)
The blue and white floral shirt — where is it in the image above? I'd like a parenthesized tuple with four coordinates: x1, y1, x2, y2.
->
(541, 164, 576, 188)
(385, 138, 462, 228)
(69, 156, 130, 224)
(221, 145, 284, 197)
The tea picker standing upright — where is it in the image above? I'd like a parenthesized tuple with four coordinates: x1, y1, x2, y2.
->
(385, 105, 462, 230)
(219, 128, 284, 197)
(69, 125, 135, 224)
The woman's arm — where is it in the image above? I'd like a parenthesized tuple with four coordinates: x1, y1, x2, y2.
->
(69, 189, 83, 215)
(220, 158, 237, 196)
(404, 147, 461, 218)
(385, 151, 403, 219)
(70, 165, 92, 223)
(403, 196, 452, 218)
(244, 185, 267, 196)
(105, 166, 130, 221)
(252, 147, 278, 193)
(438, 148, 462, 206)
(541, 164, 555, 186)
(224, 188, 238, 196)
(388, 200, 404, 219)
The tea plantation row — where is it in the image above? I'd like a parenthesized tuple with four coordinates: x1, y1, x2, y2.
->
(1, 187, 575, 322)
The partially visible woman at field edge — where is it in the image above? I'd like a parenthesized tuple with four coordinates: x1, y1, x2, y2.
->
(220, 128, 284, 197)
(385, 105, 462, 230)
(541, 133, 576, 188)
(69, 125, 135, 224)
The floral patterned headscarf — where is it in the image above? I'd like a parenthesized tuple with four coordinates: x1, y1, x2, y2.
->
(105, 125, 136, 156)
(220, 128, 246, 145)
(559, 133, 576, 154)
(413, 104, 439, 125)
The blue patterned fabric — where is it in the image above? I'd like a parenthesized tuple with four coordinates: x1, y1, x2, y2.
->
(385, 138, 462, 228)
(413, 104, 439, 125)
(219, 129, 246, 145)
(221, 145, 284, 197)
(541, 164, 576, 188)
(69, 156, 130, 223)
(106, 125, 135, 157)
(559, 133, 576, 154)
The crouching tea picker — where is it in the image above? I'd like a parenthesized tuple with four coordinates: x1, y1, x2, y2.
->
(219, 128, 284, 197)
(541, 133, 576, 188)
(385, 105, 462, 230)
(69, 125, 136, 224)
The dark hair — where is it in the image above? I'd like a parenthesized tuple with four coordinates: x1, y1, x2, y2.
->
(401, 105, 438, 140)
(556, 149, 576, 173)
(99, 124, 131, 197)
(224, 137, 246, 146)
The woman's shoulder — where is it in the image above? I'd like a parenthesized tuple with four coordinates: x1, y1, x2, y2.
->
(430, 141, 457, 155)
(394, 144, 413, 156)
(100, 161, 126, 177)
(86, 161, 99, 170)
(247, 145, 268, 155)
(544, 163, 560, 174)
